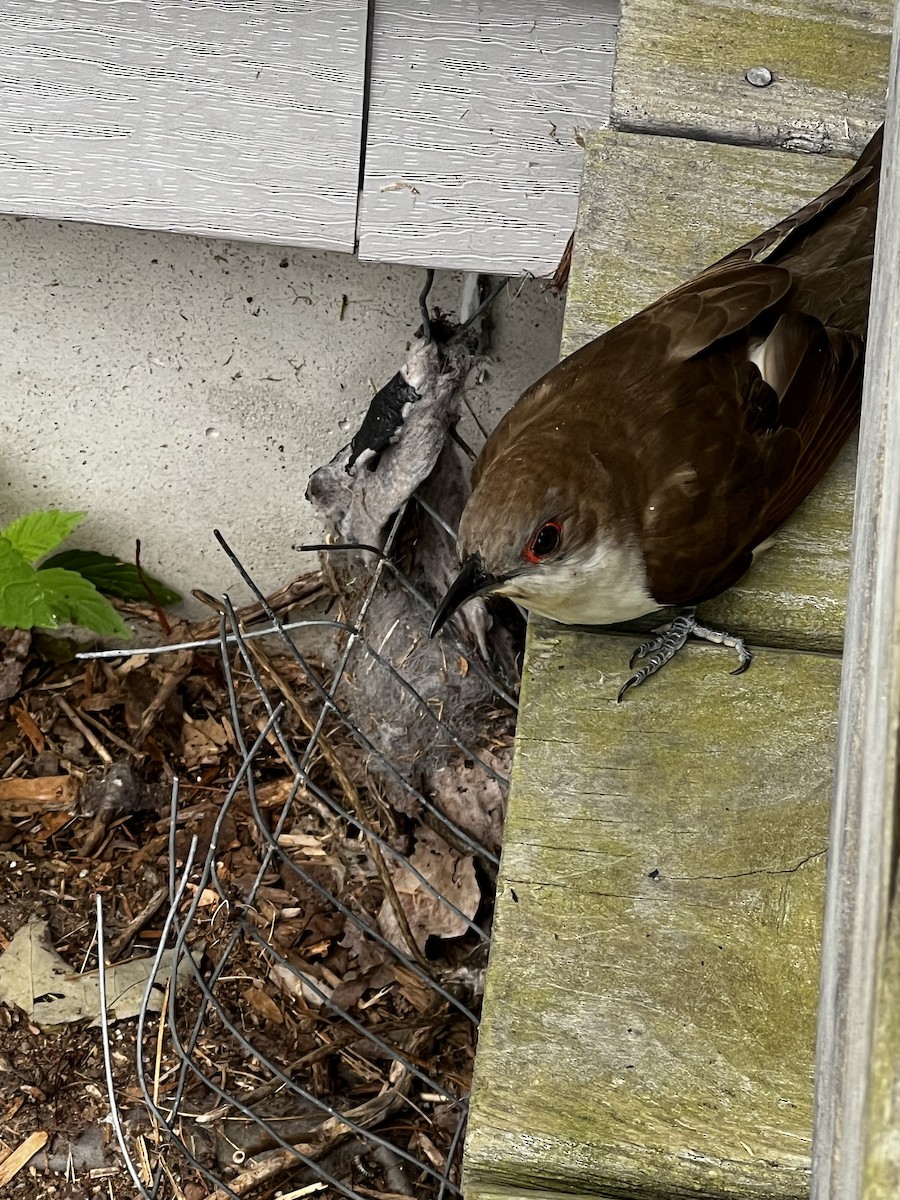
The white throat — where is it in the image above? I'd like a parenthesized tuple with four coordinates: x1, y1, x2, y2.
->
(496, 535, 657, 626)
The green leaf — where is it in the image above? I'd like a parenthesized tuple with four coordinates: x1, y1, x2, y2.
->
(40, 550, 182, 606)
(0, 536, 56, 629)
(2, 510, 86, 564)
(33, 568, 131, 639)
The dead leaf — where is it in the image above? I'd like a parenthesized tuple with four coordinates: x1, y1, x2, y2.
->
(431, 751, 508, 855)
(339, 921, 388, 973)
(0, 920, 204, 1027)
(183, 717, 230, 768)
(243, 984, 284, 1024)
(329, 971, 371, 1012)
(377, 828, 480, 951)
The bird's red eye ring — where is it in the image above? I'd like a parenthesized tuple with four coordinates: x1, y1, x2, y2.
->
(524, 521, 562, 563)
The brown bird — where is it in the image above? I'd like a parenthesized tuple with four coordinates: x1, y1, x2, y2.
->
(431, 126, 883, 698)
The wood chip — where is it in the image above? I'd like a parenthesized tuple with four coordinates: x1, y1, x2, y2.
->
(0, 1130, 49, 1186)
(0, 774, 79, 816)
(12, 706, 45, 754)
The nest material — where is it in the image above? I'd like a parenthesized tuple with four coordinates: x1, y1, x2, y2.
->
(307, 320, 519, 841)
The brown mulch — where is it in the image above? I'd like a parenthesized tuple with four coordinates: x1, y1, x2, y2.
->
(0, 576, 511, 1200)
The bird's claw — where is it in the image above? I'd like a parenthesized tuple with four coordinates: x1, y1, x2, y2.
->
(617, 610, 752, 701)
(628, 612, 695, 669)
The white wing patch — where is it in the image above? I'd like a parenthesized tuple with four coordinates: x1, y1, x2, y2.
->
(748, 334, 777, 388)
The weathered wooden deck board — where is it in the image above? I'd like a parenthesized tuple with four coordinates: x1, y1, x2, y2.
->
(0, 2, 367, 249)
(466, 624, 839, 1199)
(612, 0, 890, 155)
(356, 0, 617, 274)
(563, 131, 862, 654)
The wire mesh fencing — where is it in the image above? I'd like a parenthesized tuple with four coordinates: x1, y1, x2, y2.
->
(87, 502, 519, 1200)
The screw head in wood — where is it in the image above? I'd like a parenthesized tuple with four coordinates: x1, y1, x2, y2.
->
(745, 66, 774, 87)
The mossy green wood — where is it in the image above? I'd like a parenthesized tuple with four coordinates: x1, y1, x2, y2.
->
(563, 131, 859, 654)
(472, 1192, 615, 1200)
(612, 0, 889, 155)
(465, 624, 839, 1200)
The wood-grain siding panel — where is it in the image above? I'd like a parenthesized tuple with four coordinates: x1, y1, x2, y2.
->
(357, 1, 618, 274)
(0, 1, 367, 249)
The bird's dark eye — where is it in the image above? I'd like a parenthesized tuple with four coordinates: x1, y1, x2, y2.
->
(524, 521, 562, 563)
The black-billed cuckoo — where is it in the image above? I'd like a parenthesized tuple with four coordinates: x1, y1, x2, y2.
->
(431, 125, 883, 698)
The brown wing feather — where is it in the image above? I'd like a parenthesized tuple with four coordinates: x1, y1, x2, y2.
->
(476, 260, 792, 488)
(637, 326, 861, 604)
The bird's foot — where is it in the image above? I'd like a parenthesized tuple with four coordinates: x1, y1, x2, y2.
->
(617, 608, 752, 702)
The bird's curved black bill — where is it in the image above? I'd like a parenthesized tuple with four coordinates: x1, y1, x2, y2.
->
(429, 555, 499, 637)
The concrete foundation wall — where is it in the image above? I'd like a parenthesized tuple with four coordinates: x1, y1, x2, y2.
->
(0, 214, 564, 614)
